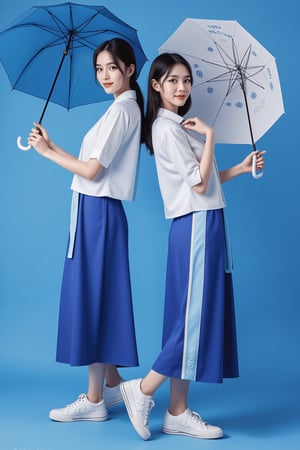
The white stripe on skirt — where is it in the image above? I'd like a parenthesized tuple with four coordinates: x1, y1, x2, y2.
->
(181, 211, 206, 380)
(67, 191, 79, 259)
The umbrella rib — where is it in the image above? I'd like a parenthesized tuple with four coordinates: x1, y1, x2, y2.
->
(194, 70, 265, 95)
(244, 76, 265, 90)
(11, 37, 63, 89)
(240, 44, 252, 68)
(72, 31, 109, 50)
(75, 29, 144, 54)
(43, 9, 68, 36)
(231, 38, 241, 67)
(194, 70, 265, 96)
(194, 66, 263, 85)
(62, 10, 111, 108)
(207, 41, 266, 87)
(196, 55, 266, 91)
(211, 95, 228, 128)
(73, 12, 100, 34)
(7, 22, 67, 41)
(215, 40, 236, 68)
(199, 83, 230, 129)
(200, 58, 235, 70)
(35, 7, 98, 44)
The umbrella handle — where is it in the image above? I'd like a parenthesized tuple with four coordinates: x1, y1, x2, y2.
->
(252, 153, 264, 179)
(17, 136, 31, 151)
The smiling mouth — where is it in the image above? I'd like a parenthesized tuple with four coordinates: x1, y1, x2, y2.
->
(103, 83, 113, 88)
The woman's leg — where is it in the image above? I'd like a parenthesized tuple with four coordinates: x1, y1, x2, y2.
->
(169, 378, 189, 415)
(88, 363, 106, 403)
(105, 364, 123, 387)
(141, 369, 167, 396)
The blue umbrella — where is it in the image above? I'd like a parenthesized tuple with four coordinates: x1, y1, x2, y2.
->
(0, 2, 147, 149)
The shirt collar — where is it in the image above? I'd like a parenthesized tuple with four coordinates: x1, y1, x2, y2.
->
(157, 108, 183, 124)
(114, 90, 137, 103)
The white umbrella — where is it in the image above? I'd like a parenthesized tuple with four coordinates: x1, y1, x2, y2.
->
(159, 19, 284, 178)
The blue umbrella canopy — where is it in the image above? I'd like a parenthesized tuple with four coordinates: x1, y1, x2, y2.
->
(0, 2, 147, 118)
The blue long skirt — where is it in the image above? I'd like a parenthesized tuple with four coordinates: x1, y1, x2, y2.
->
(56, 194, 139, 367)
(152, 209, 239, 383)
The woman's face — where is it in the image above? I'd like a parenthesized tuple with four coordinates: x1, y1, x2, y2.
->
(152, 63, 192, 113)
(95, 50, 134, 98)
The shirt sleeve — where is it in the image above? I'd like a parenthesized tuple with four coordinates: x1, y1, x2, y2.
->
(160, 124, 201, 187)
(89, 104, 129, 168)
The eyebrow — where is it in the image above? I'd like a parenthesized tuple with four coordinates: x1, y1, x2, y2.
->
(95, 61, 116, 67)
(167, 73, 190, 78)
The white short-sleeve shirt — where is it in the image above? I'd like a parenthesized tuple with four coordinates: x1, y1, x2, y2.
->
(152, 108, 226, 219)
(71, 90, 141, 200)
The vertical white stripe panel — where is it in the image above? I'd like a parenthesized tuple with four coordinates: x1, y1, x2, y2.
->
(67, 191, 79, 259)
(181, 211, 206, 380)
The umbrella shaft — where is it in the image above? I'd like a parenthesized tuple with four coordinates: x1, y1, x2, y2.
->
(38, 31, 74, 124)
(240, 75, 256, 152)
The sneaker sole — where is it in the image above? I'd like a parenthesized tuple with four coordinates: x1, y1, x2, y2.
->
(49, 412, 108, 422)
(162, 426, 223, 439)
(120, 383, 151, 440)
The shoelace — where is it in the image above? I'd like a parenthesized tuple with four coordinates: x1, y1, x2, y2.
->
(186, 409, 208, 427)
(66, 394, 87, 409)
(141, 397, 155, 426)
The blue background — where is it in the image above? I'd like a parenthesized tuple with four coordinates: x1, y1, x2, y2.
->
(1, 0, 299, 449)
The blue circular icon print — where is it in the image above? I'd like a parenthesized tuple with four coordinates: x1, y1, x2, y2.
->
(235, 102, 243, 108)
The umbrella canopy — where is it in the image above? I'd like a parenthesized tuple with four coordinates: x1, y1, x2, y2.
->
(159, 19, 284, 148)
(0, 2, 147, 116)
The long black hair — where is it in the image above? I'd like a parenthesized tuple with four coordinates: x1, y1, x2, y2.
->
(93, 38, 145, 143)
(145, 53, 193, 154)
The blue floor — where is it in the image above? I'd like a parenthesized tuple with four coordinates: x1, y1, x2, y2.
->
(1, 364, 299, 450)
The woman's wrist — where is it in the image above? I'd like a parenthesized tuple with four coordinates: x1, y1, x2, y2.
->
(237, 161, 249, 175)
(43, 146, 53, 159)
(205, 128, 215, 142)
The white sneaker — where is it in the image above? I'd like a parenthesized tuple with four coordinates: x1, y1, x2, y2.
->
(162, 408, 223, 439)
(120, 379, 155, 440)
(49, 394, 108, 422)
(103, 380, 124, 408)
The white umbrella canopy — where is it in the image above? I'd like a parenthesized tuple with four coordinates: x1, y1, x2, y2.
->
(159, 19, 284, 148)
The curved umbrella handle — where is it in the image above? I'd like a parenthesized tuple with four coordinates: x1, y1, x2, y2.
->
(17, 136, 31, 151)
(252, 153, 264, 179)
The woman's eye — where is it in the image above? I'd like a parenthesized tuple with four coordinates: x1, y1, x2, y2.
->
(109, 65, 118, 71)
